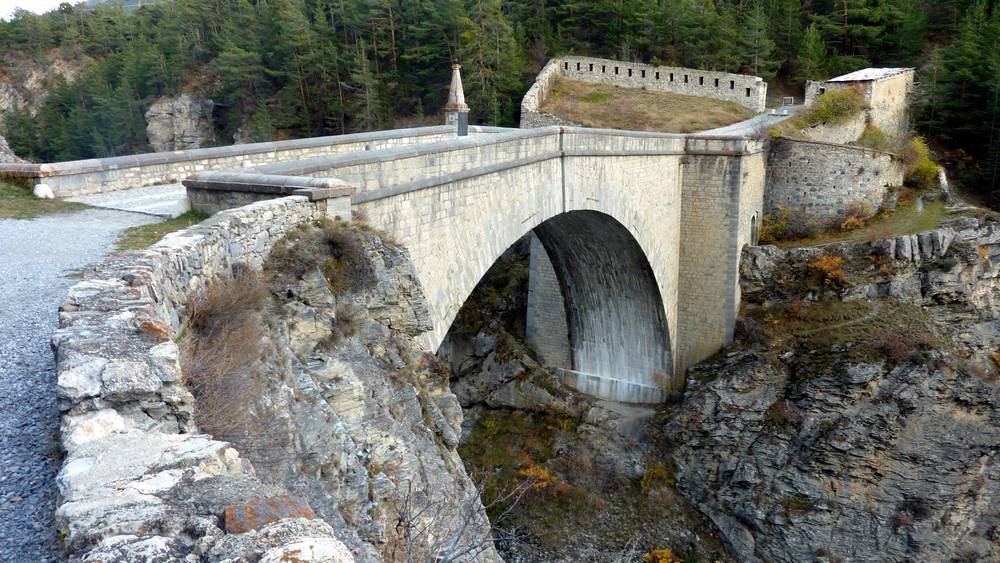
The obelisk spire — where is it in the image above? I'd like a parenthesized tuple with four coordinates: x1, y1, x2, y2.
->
(444, 63, 470, 136)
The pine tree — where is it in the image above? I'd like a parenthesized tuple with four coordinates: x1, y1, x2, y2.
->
(739, 0, 780, 79)
(796, 23, 828, 82)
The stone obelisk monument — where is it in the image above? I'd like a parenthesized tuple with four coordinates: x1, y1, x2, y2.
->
(444, 64, 470, 136)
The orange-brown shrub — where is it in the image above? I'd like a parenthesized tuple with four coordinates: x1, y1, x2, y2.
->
(643, 547, 680, 563)
(809, 255, 847, 287)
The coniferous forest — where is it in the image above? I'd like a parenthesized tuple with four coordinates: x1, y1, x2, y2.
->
(0, 0, 998, 198)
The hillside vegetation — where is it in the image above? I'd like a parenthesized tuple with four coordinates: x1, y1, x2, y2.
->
(0, 0, 996, 199)
(540, 76, 752, 133)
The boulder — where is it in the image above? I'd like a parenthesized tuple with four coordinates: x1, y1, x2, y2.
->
(33, 183, 54, 199)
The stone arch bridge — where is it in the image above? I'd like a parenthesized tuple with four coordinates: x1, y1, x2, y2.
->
(1, 124, 765, 403)
(182, 126, 765, 403)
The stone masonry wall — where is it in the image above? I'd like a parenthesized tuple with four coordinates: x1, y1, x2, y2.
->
(870, 72, 915, 138)
(560, 56, 767, 112)
(50, 196, 357, 560)
(525, 233, 571, 368)
(519, 56, 766, 127)
(676, 140, 766, 375)
(765, 138, 905, 224)
(0, 125, 507, 197)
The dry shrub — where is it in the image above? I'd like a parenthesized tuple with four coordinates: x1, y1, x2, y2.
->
(759, 206, 825, 243)
(876, 331, 936, 364)
(857, 124, 892, 151)
(764, 400, 802, 431)
(758, 207, 791, 244)
(640, 461, 676, 490)
(267, 220, 375, 295)
(518, 464, 561, 493)
(181, 269, 286, 468)
(793, 86, 865, 127)
(840, 200, 875, 232)
(809, 255, 847, 287)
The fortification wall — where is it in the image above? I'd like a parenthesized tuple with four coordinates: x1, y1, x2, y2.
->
(870, 72, 914, 138)
(560, 56, 766, 112)
(765, 138, 905, 223)
(520, 59, 581, 128)
(519, 56, 766, 128)
(51, 196, 351, 559)
(0, 126, 505, 197)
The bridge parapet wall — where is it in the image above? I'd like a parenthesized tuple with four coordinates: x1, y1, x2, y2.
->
(0, 125, 505, 197)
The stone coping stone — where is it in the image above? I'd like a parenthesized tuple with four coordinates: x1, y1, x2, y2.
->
(183, 172, 355, 198)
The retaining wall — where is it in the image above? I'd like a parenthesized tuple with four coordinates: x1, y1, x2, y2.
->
(51, 195, 353, 559)
(520, 56, 766, 127)
(765, 138, 905, 223)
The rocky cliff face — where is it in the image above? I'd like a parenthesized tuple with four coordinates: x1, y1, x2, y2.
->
(659, 214, 1000, 562)
(145, 94, 215, 152)
(0, 51, 85, 119)
(53, 218, 499, 562)
(0, 134, 24, 163)
(231, 221, 499, 562)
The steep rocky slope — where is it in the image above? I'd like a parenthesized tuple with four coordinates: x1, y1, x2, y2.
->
(179, 220, 499, 561)
(439, 240, 731, 562)
(658, 214, 1000, 562)
(53, 217, 498, 562)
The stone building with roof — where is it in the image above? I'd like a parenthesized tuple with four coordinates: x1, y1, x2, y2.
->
(805, 67, 916, 137)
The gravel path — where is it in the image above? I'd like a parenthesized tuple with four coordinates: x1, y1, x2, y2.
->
(0, 208, 156, 561)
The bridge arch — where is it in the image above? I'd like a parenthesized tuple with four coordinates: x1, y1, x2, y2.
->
(531, 211, 672, 402)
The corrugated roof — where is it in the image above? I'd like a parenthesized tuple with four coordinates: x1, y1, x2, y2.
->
(827, 68, 912, 82)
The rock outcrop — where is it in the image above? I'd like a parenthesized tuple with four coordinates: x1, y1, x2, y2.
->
(660, 214, 1000, 562)
(145, 94, 215, 152)
(0, 134, 24, 163)
(51, 197, 498, 562)
(0, 51, 86, 119)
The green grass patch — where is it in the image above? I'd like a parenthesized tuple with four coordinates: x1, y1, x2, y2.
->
(856, 125, 892, 151)
(792, 87, 865, 128)
(115, 211, 209, 251)
(580, 91, 612, 103)
(777, 197, 952, 249)
(749, 298, 939, 368)
(0, 181, 87, 219)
